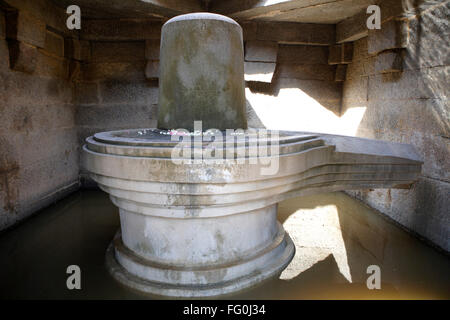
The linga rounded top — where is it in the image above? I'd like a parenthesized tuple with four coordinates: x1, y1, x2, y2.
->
(157, 11, 247, 131)
(163, 12, 240, 27)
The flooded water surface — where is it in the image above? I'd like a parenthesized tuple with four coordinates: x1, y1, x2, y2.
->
(0, 190, 448, 299)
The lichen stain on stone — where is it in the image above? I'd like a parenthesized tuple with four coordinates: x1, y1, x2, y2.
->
(215, 230, 225, 255)
(193, 268, 227, 283)
(135, 241, 154, 256)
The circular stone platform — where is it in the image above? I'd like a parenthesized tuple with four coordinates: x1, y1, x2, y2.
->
(83, 128, 422, 297)
(84, 128, 317, 297)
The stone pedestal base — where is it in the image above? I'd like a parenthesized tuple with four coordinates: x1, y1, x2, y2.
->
(83, 128, 421, 297)
(106, 228, 295, 297)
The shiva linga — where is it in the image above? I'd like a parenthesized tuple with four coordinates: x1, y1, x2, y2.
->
(82, 13, 422, 297)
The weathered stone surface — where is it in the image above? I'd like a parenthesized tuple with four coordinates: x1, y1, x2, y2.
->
(7, 40, 37, 73)
(346, 55, 376, 80)
(375, 50, 403, 73)
(342, 3, 450, 251)
(68, 60, 81, 82)
(403, 3, 450, 70)
(241, 21, 257, 41)
(3, 0, 78, 36)
(43, 29, 64, 57)
(145, 60, 159, 79)
(82, 19, 162, 41)
(0, 64, 78, 235)
(368, 19, 409, 55)
(335, 64, 347, 82)
(210, 0, 374, 23)
(341, 76, 368, 108)
(12, 145, 78, 218)
(245, 40, 278, 62)
(329, 43, 353, 65)
(255, 21, 335, 45)
(342, 42, 353, 64)
(276, 78, 342, 102)
(336, 0, 406, 43)
(2, 128, 77, 169)
(0, 10, 5, 40)
(336, 8, 368, 43)
(5, 10, 45, 47)
(0, 1, 78, 235)
(82, 61, 146, 81)
(91, 41, 145, 63)
(367, 67, 447, 101)
(358, 99, 449, 152)
(352, 36, 369, 59)
(145, 39, 160, 60)
(328, 45, 341, 65)
(64, 39, 91, 61)
(158, 13, 247, 131)
(1, 73, 72, 106)
(240, 21, 335, 44)
(277, 44, 328, 64)
(76, 104, 158, 128)
(244, 61, 275, 82)
(74, 82, 99, 105)
(99, 80, 158, 105)
(35, 50, 68, 79)
(275, 64, 335, 81)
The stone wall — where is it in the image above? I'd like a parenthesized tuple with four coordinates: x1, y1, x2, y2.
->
(74, 40, 159, 141)
(0, 0, 79, 230)
(245, 43, 344, 131)
(342, 2, 449, 251)
(74, 19, 162, 182)
(1, 0, 447, 253)
(241, 22, 345, 132)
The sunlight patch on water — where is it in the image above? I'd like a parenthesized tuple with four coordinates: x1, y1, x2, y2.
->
(280, 204, 352, 283)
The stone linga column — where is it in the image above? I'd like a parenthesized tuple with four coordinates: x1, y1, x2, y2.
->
(82, 12, 422, 297)
(158, 13, 247, 131)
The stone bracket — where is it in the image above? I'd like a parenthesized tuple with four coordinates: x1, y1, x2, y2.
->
(64, 38, 91, 62)
(5, 9, 46, 48)
(328, 42, 353, 82)
(334, 64, 347, 82)
(6, 39, 37, 73)
(368, 18, 409, 55)
(244, 40, 278, 83)
(328, 42, 353, 65)
(374, 49, 404, 74)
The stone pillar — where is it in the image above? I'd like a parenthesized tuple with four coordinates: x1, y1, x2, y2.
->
(157, 13, 247, 131)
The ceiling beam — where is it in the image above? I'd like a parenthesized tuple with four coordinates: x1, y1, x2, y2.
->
(242, 20, 335, 45)
(210, 0, 337, 19)
(50, 0, 204, 20)
(139, 0, 204, 13)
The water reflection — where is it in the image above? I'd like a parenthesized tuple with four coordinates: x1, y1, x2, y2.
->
(0, 190, 448, 299)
